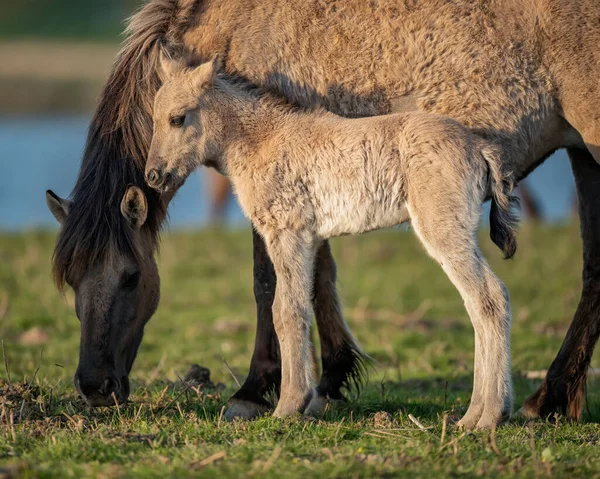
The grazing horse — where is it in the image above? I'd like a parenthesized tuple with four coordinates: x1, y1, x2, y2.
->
(46, 0, 599, 421)
(145, 57, 519, 427)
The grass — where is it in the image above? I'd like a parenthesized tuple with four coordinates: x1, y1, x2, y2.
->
(1, 223, 600, 477)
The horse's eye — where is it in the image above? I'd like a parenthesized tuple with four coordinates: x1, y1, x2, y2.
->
(122, 271, 141, 291)
(170, 115, 185, 127)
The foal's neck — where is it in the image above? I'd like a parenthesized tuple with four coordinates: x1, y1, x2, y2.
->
(210, 78, 298, 175)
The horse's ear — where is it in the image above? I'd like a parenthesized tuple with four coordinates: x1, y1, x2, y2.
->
(191, 55, 221, 88)
(159, 50, 185, 79)
(46, 190, 72, 225)
(120, 185, 148, 229)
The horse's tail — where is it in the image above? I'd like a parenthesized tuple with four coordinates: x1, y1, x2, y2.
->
(97, 0, 197, 162)
(481, 144, 520, 259)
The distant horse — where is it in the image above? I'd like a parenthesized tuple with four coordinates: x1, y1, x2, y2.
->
(146, 56, 519, 427)
(46, 0, 599, 421)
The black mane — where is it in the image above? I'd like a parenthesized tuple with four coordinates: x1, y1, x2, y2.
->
(52, 0, 198, 287)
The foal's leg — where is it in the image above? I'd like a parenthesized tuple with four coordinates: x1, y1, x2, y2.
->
(309, 242, 366, 413)
(225, 229, 281, 419)
(522, 146, 600, 420)
(407, 193, 513, 429)
(266, 230, 317, 418)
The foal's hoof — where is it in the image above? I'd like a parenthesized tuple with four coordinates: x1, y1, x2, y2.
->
(458, 409, 511, 430)
(457, 403, 484, 430)
(224, 399, 269, 420)
(273, 390, 315, 418)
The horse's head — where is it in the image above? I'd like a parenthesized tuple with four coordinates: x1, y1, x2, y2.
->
(46, 186, 160, 406)
(146, 55, 223, 193)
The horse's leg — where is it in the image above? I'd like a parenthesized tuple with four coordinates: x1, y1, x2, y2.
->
(307, 241, 366, 413)
(225, 228, 281, 420)
(265, 230, 317, 418)
(406, 164, 513, 428)
(522, 145, 600, 420)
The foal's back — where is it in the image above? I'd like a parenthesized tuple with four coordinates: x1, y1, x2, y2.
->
(268, 111, 487, 238)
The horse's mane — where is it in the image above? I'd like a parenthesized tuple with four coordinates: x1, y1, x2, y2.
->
(52, 0, 198, 288)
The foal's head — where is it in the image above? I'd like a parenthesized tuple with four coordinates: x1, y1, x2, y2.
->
(146, 55, 223, 192)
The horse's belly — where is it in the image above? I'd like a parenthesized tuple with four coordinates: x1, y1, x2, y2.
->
(315, 199, 409, 239)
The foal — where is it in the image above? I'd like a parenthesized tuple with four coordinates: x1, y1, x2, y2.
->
(146, 57, 519, 429)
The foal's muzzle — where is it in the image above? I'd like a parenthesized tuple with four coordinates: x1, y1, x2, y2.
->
(145, 168, 173, 192)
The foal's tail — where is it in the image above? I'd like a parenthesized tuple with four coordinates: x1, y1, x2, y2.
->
(480, 144, 520, 259)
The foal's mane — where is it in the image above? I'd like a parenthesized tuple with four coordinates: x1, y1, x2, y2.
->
(52, 0, 198, 288)
(214, 73, 324, 116)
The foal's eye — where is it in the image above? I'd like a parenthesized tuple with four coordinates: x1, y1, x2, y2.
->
(169, 115, 185, 127)
(122, 271, 141, 291)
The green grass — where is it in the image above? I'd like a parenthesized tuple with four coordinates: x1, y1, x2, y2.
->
(1, 224, 600, 477)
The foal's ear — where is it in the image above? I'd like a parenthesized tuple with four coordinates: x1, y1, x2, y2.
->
(120, 185, 148, 229)
(45, 190, 72, 225)
(159, 50, 186, 79)
(191, 55, 221, 88)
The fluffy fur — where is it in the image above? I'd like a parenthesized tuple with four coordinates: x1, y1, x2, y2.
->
(146, 59, 520, 427)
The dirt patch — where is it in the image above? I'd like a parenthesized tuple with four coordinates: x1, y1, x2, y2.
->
(371, 411, 394, 428)
(0, 379, 43, 422)
(183, 364, 225, 392)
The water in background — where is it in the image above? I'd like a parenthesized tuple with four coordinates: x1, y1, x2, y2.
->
(0, 116, 576, 230)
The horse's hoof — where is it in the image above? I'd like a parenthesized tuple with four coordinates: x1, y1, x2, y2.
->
(304, 395, 328, 416)
(223, 399, 269, 420)
(304, 394, 344, 417)
(515, 404, 539, 419)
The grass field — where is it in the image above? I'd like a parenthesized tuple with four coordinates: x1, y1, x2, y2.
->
(1, 224, 600, 477)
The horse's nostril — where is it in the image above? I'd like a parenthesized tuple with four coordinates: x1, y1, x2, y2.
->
(147, 168, 161, 184)
(100, 377, 114, 396)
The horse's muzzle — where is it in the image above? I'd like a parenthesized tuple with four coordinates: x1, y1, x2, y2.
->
(75, 373, 130, 407)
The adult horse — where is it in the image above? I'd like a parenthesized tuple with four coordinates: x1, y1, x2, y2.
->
(46, 0, 600, 424)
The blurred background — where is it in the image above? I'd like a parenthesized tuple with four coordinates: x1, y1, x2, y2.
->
(0, 0, 244, 230)
(0, 0, 579, 230)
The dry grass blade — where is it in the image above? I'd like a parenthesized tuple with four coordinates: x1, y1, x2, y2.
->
(408, 414, 431, 431)
(222, 357, 241, 388)
(440, 432, 467, 452)
(2, 340, 11, 386)
(195, 451, 226, 468)
(489, 423, 504, 458)
(528, 423, 537, 461)
(440, 414, 448, 445)
(217, 405, 226, 429)
(334, 417, 345, 447)
(112, 392, 123, 423)
(372, 429, 408, 439)
(263, 445, 282, 472)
